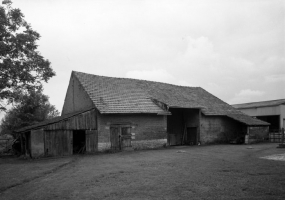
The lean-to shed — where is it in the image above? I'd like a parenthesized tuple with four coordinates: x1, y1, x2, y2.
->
(16, 108, 98, 157)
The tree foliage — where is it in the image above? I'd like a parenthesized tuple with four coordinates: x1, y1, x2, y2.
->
(0, 0, 55, 111)
(0, 89, 60, 136)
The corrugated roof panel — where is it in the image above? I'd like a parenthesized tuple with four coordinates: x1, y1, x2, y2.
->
(232, 99, 285, 109)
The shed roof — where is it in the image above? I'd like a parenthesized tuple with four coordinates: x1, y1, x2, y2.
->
(73, 71, 268, 126)
(15, 108, 95, 133)
(226, 114, 270, 126)
(232, 99, 285, 109)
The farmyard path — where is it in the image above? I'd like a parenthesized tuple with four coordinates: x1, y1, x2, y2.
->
(1, 143, 285, 200)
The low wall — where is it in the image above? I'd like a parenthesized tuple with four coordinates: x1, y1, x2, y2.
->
(98, 139, 167, 151)
(247, 126, 269, 143)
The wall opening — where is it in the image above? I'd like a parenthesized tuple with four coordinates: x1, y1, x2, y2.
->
(167, 108, 200, 146)
(186, 127, 197, 145)
(73, 130, 86, 154)
(255, 115, 280, 132)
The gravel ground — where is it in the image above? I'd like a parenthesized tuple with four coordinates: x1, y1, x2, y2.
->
(0, 143, 284, 200)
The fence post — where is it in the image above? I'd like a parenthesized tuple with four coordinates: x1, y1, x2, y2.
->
(273, 131, 277, 142)
(281, 128, 284, 144)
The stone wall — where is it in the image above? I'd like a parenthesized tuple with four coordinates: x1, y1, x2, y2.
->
(200, 115, 245, 144)
(97, 113, 167, 149)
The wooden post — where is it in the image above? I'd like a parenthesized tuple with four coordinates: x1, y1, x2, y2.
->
(245, 126, 250, 144)
(20, 134, 24, 155)
(281, 128, 284, 144)
(182, 124, 186, 145)
(23, 133, 29, 157)
(198, 109, 201, 144)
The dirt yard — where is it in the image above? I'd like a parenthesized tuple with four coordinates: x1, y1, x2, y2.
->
(0, 143, 284, 200)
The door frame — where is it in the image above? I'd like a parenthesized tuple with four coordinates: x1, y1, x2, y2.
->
(110, 124, 132, 150)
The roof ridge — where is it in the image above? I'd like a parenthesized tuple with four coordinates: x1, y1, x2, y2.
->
(73, 70, 200, 89)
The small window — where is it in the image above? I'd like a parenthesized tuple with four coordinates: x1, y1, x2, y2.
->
(121, 127, 131, 135)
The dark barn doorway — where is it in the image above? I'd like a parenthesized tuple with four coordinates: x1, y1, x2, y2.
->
(167, 108, 200, 146)
(256, 115, 280, 132)
(186, 127, 197, 145)
(73, 130, 86, 154)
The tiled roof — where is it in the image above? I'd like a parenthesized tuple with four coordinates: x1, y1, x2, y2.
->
(226, 114, 270, 126)
(75, 72, 170, 115)
(232, 99, 285, 109)
(73, 71, 268, 126)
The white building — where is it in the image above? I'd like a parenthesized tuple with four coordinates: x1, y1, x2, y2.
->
(232, 99, 285, 132)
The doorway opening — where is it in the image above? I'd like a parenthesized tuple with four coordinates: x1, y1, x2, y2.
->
(255, 115, 280, 132)
(73, 130, 86, 154)
(186, 127, 197, 145)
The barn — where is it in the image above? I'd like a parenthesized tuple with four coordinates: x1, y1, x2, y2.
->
(15, 71, 269, 157)
(232, 99, 285, 132)
(233, 99, 285, 142)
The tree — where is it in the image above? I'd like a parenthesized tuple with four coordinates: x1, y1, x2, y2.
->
(0, 0, 55, 111)
(0, 89, 60, 136)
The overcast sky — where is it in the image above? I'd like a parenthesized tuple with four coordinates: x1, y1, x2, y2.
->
(1, 0, 284, 120)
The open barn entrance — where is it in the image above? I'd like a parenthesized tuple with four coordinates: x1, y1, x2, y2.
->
(186, 127, 198, 145)
(167, 108, 200, 146)
(255, 115, 280, 132)
(73, 130, 86, 154)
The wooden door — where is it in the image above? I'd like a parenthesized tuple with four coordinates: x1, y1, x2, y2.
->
(45, 130, 73, 156)
(110, 127, 120, 150)
(110, 126, 132, 150)
(86, 130, 98, 153)
(121, 127, 131, 148)
(186, 127, 197, 145)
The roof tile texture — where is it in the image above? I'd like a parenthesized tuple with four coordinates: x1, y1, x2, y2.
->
(74, 71, 268, 126)
(74, 71, 241, 115)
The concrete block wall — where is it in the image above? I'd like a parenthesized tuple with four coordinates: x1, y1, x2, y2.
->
(97, 113, 167, 145)
(200, 115, 244, 144)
